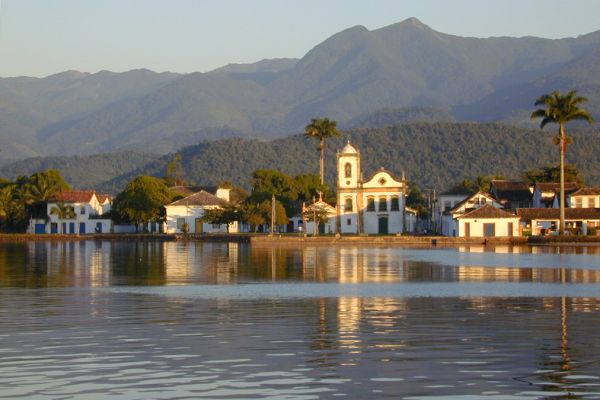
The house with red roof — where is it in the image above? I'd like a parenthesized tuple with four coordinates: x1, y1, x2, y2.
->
(28, 190, 113, 234)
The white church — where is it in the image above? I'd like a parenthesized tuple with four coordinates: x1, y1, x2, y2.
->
(335, 141, 409, 234)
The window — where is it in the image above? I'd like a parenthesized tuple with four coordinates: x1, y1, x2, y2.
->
(80, 206, 86, 215)
(177, 218, 185, 229)
(390, 197, 400, 211)
(345, 197, 353, 212)
(444, 201, 452, 212)
(367, 197, 375, 211)
(379, 197, 387, 211)
(484, 223, 496, 237)
(344, 163, 352, 178)
(346, 218, 351, 226)
(575, 197, 583, 208)
(212, 224, 221, 229)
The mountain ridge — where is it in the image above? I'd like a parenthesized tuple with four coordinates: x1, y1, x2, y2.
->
(1, 18, 599, 158)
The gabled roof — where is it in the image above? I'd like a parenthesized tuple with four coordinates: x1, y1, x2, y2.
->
(166, 190, 226, 207)
(50, 190, 96, 203)
(570, 187, 600, 196)
(169, 185, 219, 195)
(458, 204, 516, 219)
(449, 191, 499, 214)
(303, 200, 336, 213)
(535, 182, 580, 193)
(491, 180, 532, 202)
(363, 167, 405, 187)
(517, 208, 600, 221)
(97, 194, 112, 203)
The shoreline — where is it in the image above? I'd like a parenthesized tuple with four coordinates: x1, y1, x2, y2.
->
(1, 233, 599, 246)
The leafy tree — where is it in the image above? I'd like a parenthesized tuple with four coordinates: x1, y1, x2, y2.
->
(531, 90, 594, 233)
(21, 170, 71, 205)
(247, 169, 298, 216)
(294, 174, 331, 203)
(241, 203, 265, 232)
(49, 202, 76, 234)
(218, 180, 249, 204)
(164, 154, 186, 187)
(302, 203, 332, 236)
(262, 200, 288, 232)
(459, 175, 504, 193)
(522, 164, 584, 186)
(304, 118, 341, 184)
(240, 200, 288, 232)
(201, 204, 241, 233)
(113, 176, 171, 231)
(406, 183, 430, 219)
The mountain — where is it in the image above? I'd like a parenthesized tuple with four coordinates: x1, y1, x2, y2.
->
(0, 151, 158, 190)
(0, 69, 179, 159)
(210, 58, 299, 74)
(5, 122, 597, 194)
(345, 107, 455, 129)
(1, 18, 600, 157)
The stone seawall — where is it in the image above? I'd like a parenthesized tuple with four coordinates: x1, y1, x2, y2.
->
(250, 235, 529, 246)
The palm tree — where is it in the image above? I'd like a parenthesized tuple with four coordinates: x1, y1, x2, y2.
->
(531, 90, 593, 234)
(304, 118, 341, 184)
(50, 202, 76, 234)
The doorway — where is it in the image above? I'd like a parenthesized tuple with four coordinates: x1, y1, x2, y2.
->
(378, 216, 389, 234)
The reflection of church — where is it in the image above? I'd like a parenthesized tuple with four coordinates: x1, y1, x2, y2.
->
(336, 141, 408, 234)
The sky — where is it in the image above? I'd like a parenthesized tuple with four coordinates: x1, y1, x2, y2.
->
(1, 0, 600, 78)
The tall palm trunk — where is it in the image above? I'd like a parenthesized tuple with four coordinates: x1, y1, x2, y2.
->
(319, 139, 325, 184)
(559, 124, 566, 234)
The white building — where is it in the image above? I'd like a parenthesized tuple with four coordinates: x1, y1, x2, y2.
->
(302, 199, 337, 235)
(164, 189, 238, 234)
(434, 188, 472, 234)
(441, 191, 504, 237)
(28, 190, 113, 234)
(336, 141, 408, 234)
(457, 204, 520, 237)
(568, 187, 600, 208)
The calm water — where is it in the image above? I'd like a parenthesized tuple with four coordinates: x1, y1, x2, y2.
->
(1, 242, 600, 399)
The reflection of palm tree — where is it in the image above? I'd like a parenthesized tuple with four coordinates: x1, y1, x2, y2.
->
(49, 202, 76, 234)
(560, 296, 571, 372)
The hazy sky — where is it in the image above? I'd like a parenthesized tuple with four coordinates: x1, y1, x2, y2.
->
(1, 0, 600, 78)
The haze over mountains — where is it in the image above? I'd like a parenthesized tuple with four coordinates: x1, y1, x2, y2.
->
(1, 17, 600, 161)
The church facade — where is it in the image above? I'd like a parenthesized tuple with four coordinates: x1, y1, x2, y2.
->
(336, 142, 408, 234)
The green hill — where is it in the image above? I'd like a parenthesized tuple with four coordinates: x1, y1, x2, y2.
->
(96, 122, 600, 193)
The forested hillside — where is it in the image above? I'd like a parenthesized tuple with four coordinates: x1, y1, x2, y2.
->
(93, 122, 600, 193)
(0, 152, 158, 189)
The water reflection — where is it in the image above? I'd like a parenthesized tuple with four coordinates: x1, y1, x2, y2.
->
(3, 242, 600, 288)
(2, 242, 600, 398)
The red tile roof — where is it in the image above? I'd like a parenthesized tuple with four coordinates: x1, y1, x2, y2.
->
(50, 190, 97, 203)
(167, 190, 226, 207)
(457, 204, 517, 219)
(571, 187, 600, 196)
(517, 208, 600, 221)
(491, 180, 532, 202)
(535, 182, 580, 193)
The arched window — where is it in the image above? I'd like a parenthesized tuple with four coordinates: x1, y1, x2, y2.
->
(344, 197, 353, 212)
(367, 196, 375, 212)
(379, 197, 387, 211)
(344, 163, 352, 178)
